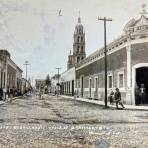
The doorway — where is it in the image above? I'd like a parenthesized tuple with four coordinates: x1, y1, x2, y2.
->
(136, 67, 148, 104)
(72, 80, 74, 96)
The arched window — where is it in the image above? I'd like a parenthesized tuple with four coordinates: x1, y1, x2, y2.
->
(77, 36, 80, 42)
(77, 57, 80, 63)
(77, 46, 79, 53)
(81, 36, 83, 42)
(81, 46, 83, 53)
(79, 29, 81, 34)
(79, 28, 83, 34)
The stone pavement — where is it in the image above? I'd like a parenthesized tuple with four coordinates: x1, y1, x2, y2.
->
(0, 94, 148, 147)
(61, 95, 148, 111)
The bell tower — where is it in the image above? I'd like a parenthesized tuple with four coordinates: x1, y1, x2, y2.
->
(73, 16, 86, 64)
(67, 50, 74, 69)
(67, 15, 86, 70)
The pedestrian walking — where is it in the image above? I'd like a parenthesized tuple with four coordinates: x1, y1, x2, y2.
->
(3, 87, 6, 101)
(114, 88, 125, 109)
(39, 89, 43, 99)
(74, 90, 77, 100)
(55, 90, 57, 96)
(9, 88, 13, 103)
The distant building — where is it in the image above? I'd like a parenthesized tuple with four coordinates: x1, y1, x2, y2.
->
(0, 50, 22, 91)
(60, 16, 86, 96)
(51, 74, 60, 93)
(35, 79, 45, 90)
(21, 78, 32, 94)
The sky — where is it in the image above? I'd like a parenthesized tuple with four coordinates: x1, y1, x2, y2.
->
(0, 0, 148, 80)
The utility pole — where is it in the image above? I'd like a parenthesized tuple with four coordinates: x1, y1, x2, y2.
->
(55, 68, 61, 96)
(23, 61, 30, 81)
(32, 76, 34, 87)
(23, 61, 30, 91)
(98, 17, 112, 108)
(56, 68, 61, 85)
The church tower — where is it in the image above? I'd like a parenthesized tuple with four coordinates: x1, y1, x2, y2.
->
(73, 16, 86, 63)
(67, 16, 86, 70)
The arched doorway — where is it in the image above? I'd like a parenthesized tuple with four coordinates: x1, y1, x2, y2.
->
(136, 67, 148, 104)
(132, 63, 148, 105)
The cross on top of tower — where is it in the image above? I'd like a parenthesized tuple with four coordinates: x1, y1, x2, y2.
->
(78, 11, 81, 23)
(140, 4, 147, 16)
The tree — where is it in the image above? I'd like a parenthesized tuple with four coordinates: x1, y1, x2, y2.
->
(45, 74, 51, 86)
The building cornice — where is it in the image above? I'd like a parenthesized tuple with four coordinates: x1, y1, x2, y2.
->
(76, 36, 148, 70)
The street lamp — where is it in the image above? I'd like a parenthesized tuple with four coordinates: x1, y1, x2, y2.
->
(98, 17, 112, 108)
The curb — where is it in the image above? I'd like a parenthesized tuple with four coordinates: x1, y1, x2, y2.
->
(61, 95, 148, 111)
(12, 96, 22, 100)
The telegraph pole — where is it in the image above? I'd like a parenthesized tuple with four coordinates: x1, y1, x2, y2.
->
(23, 61, 30, 91)
(56, 68, 61, 96)
(23, 61, 30, 81)
(56, 68, 61, 85)
(98, 17, 112, 108)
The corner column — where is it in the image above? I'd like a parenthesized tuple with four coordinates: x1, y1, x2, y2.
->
(126, 40, 134, 105)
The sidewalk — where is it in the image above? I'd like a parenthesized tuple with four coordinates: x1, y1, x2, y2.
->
(61, 95, 148, 111)
(12, 96, 22, 100)
(0, 96, 23, 105)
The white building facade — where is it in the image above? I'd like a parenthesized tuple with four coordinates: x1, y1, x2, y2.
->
(60, 67, 75, 96)
(75, 6, 148, 105)
(0, 50, 22, 91)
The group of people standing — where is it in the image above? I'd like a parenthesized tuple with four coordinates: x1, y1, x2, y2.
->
(0, 87, 22, 102)
(135, 84, 147, 105)
(108, 88, 125, 109)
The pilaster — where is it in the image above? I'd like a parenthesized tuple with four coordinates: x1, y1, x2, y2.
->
(126, 40, 134, 105)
